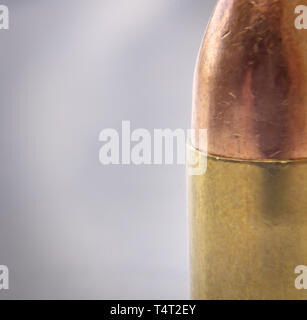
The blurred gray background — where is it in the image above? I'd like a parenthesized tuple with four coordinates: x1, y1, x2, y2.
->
(0, 0, 215, 299)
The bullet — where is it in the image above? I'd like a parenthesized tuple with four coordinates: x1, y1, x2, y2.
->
(188, 0, 307, 299)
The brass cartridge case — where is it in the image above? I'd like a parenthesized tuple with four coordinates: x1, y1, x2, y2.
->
(188, 150, 307, 300)
(189, 0, 307, 299)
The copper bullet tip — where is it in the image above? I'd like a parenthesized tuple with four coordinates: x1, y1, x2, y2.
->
(192, 0, 307, 160)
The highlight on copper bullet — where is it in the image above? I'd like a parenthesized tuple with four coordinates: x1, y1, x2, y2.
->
(188, 0, 307, 300)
